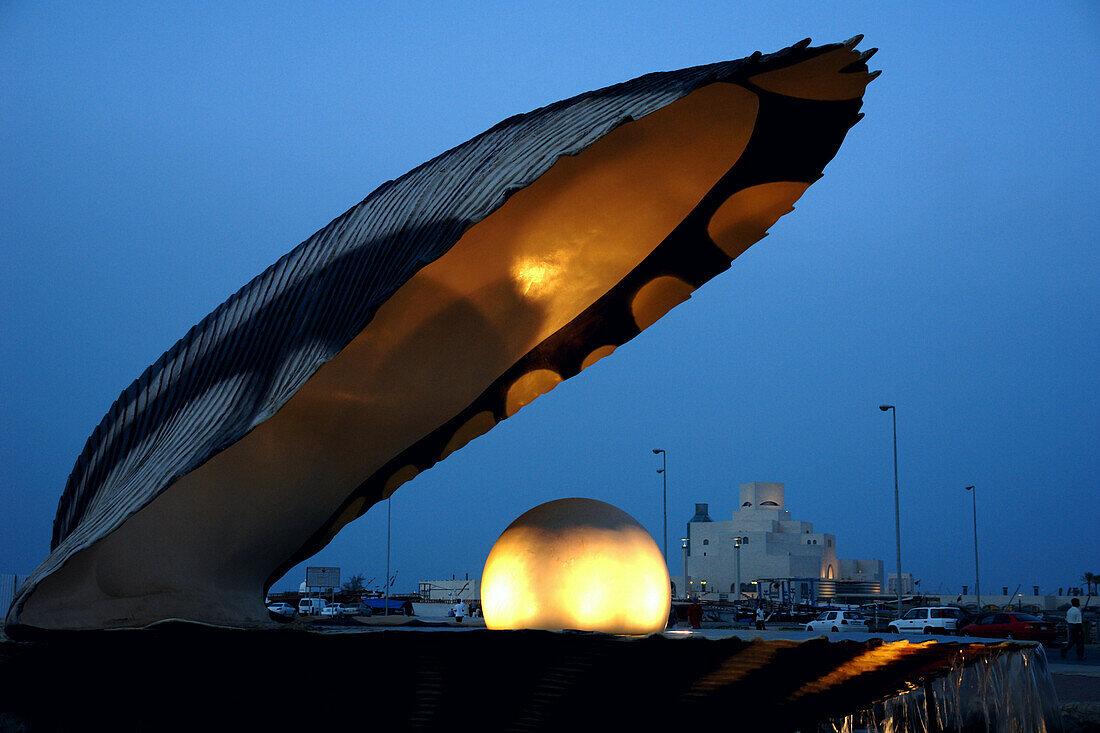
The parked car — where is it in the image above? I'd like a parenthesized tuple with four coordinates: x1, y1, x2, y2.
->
(266, 602, 296, 617)
(887, 606, 966, 635)
(321, 603, 347, 617)
(805, 610, 870, 632)
(298, 597, 328, 616)
(959, 612, 1059, 644)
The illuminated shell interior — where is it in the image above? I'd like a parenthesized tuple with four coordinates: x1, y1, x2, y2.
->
(9, 37, 877, 630)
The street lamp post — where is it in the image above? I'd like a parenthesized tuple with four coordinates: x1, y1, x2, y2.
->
(653, 449, 667, 567)
(965, 485, 980, 610)
(733, 537, 742, 610)
(385, 495, 391, 616)
(879, 404, 903, 620)
(681, 537, 689, 600)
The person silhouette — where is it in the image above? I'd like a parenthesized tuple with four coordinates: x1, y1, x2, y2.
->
(1061, 597, 1085, 660)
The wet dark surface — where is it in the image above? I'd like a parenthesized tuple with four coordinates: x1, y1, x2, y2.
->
(0, 624, 1057, 731)
(1053, 673, 1100, 702)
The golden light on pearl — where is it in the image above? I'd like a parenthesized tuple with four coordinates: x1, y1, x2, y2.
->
(481, 498, 671, 635)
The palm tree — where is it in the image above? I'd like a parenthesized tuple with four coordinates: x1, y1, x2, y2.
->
(1082, 572, 1099, 599)
(342, 574, 367, 594)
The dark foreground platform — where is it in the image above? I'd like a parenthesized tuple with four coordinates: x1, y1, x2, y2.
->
(0, 624, 1062, 731)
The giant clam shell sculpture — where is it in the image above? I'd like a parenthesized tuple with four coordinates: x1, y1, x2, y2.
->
(8, 38, 877, 631)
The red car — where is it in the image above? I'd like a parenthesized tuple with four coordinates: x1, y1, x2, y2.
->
(959, 612, 1059, 644)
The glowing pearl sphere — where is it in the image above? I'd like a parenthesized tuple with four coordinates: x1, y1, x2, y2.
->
(481, 498, 671, 634)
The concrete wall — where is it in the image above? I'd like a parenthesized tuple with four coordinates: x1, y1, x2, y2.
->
(887, 573, 916, 595)
(839, 558, 884, 584)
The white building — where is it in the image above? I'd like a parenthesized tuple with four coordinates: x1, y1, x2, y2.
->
(677, 483, 884, 603)
(887, 573, 916, 596)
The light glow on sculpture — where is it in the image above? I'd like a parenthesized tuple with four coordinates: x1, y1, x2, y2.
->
(481, 498, 671, 635)
(512, 256, 563, 297)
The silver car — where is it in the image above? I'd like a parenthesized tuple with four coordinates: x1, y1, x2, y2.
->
(805, 610, 869, 632)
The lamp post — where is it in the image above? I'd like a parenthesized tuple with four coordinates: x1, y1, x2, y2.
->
(733, 537, 743, 610)
(681, 537, 689, 600)
(879, 404, 902, 620)
(965, 485, 980, 610)
(385, 495, 391, 616)
(653, 448, 667, 567)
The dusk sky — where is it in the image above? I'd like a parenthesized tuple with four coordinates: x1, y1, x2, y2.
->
(2, 2, 1097, 600)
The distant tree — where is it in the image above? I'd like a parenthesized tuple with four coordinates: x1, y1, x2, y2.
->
(342, 574, 366, 594)
(1082, 572, 1099, 598)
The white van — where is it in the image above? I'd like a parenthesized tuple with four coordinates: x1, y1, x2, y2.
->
(298, 597, 328, 616)
(888, 606, 965, 635)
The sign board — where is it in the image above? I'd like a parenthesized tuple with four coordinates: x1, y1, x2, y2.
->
(305, 566, 340, 589)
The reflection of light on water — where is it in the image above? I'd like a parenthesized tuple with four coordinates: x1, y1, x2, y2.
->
(686, 639, 792, 697)
(792, 640, 932, 700)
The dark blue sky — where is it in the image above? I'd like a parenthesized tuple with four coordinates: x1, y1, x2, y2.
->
(2, 2, 1097, 598)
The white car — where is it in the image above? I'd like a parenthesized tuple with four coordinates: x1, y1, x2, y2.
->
(321, 603, 346, 617)
(805, 610, 869, 632)
(887, 606, 965, 635)
(266, 602, 296, 617)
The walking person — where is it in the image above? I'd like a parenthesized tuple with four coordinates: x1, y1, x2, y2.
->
(755, 605, 767, 631)
(1061, 597, 1085, 660)
(687, 598, 703, 629)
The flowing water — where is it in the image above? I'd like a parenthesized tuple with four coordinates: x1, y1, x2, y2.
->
(826, 645, 1063, 732)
